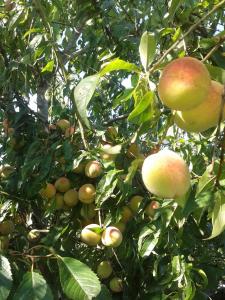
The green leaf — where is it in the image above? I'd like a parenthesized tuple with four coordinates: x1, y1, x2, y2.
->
(138, 226, 160, 258)
(124, 158, 143, 185)
(100, 144, 122, 155)
(128, 91, 154, 123)
(167, 0, 182, 20)
(41, 60, 54, 73)
(99, 58, 140, 76)
(73, 74, 100, 128)
(29, 34, 43, 50)
(13, 271, 53, 300)
(0, 255, 12, 300)
(95, 285, 112, 300)
(58, 257, 101, 300)
(205, 64, 225, 84)
(206, 191, 225, 239)
(139, 32, 156, 70)
(95, 170, 120, 207)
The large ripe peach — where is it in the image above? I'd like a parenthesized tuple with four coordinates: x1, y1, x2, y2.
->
(80, 203, 97, 219)
(56, 119, 70, 132)
(174, 81, 225, 132)
(129, 195, 143, 213)
(55, 177, 71, 193)
(97, 261, 113, 279)
(158, 57, 211, 111)
(142, 150, 190, 199)
(40, 183, 56, 199)
(78, 184, 96, 204)
(85, 160, 102, 178)
(120, 206, 133, 223)
(101, 226, 123, 248)
(63, 189, 78, 207)
(0, 220, 14, 235)
(80, 224, 101, 246)
(109, 277, 123, 293)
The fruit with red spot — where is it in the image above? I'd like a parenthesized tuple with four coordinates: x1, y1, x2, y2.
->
(55, 177, 71, 193)
(78, 184, 96, 204)
(145, 201, 160, 217)
(101, 226, 123, 248)
(85, 161, 102, 178)
(40, 183, 56, 199)
(63, 189, 78, 207)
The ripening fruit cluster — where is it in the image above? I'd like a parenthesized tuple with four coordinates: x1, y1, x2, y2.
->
(158, 57, 225, 133)
(0, 220, 14, 251)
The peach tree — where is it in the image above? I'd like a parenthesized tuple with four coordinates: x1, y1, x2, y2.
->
(0, 1, 225, 300)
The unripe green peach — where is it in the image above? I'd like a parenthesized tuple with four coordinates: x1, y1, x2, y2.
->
(56, 119, 70, 132)
(145, 201, 160, 217)
(158, 57, 211, 111)
(78, 184, 96, 204)
(40, 183, 56, 199)
(101, 226, 122, 248)
(120, 206, 133, 223)
(63, 189, 78, 207)
(109, 277, 123, 293)
(129, 195, 143, 213)
(113, 222, 126, 233)
(0, 236, 9, 251)
(97, 261, 113, 279)
(85, 161, 102, 178)
(80, 203, 97, 219)
(73, 162, 86, 174)
(0, 220, 14, 235)
(55, 177, 71, 193)
(174, 81, 225, 133)
(80, 224, 101, 246)
(100, 144, 117, 161)
(142, 150, 190, 199)
(54, 193, 64, 210)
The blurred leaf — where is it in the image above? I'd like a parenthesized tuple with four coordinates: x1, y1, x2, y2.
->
(139, 32, 156, 70)
(58, 257, 101, 300)
(167, 0, 182, 20)
(41, 60, 54, 73)
(95, 285, 112, 300)
(99, 58, 140, 76)
(206, 64, 225, 84)
(0, 255, 12, 300)
(74, 74, 100, 128)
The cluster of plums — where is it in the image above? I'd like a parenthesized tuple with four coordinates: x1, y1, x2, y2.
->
(158, 56, 225, 133)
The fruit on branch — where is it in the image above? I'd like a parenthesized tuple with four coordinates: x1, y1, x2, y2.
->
(101, 226, 123, 247)
(0, 164, 15, 178)
(120, 206, 133, 223)
(129, 195, 143, 213)
(0, 236, 9, 250)
(174, 81, 225, 132)
(63, 189, 78, 207)
(100, 144, 117, 161)
(65, 126, 75, 138)
(78, 184, 96, 204)
(158, 57, 211, 111)
(85, 160, 102, 178)
(72, 162, 86, 174)
(113, 222, 126, 233)
(80, 203, 97, 219)
(55, 177, 71, 193)
(97, 261, 113, 279)
(127, 143, 140, 158)
(27, 230, 41, 242)
(56, 119, 70, 132)
(40, 183, 56, 199)
(145, 201, 160, 217)
(142, 150, 190, 199)
(80, 224, 101, 246)
(109, 277, 123, 293)
(55, 193, 65, 209)
(0, 220, 14, 235)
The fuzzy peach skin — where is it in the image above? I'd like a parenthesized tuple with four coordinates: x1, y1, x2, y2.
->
(174, 81, 224, 133)
(78, 184, 96, 204)
(158, 57, 211, 111)
(63, 189, 78, 207)
(54, 177, 71, 193)
(85, 160, 102, 178)
(80, 224, 101, 246)
(40, 183, 56, 199)
(101, 226, 123, 247)
(142, 150, 190, 199)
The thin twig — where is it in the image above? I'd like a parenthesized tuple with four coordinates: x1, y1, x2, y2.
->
(78, 119, 89, 150)
(202, 35, 225, 62)
(149, 0, 225, 72)
(103, 113, 129, 126)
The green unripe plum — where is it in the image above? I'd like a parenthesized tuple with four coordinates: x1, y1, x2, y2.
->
(158, 57, 211, 111)
(80, 224, 101, 246)
(113, 222, 126, 233)
(63, 189, 78, 207)
(97, 261, 113, 279)
(120, 206, 133, 223)
(54, 193, 64, 210)
(109, 277, 123, 293)
(129, 195, 143, 213)
(142, 150, 190, 199)
(0, 220, 14, 235)
(101, 226, 122, 248)
(55, 177, 71, 193)
(78, 184, 96, 204)
(174, 81, 225, 133)
(40, 183, 56, 199)
(85, 160, 102, 178)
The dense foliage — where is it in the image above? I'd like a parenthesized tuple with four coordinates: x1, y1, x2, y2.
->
(0, 0, 225, 299)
